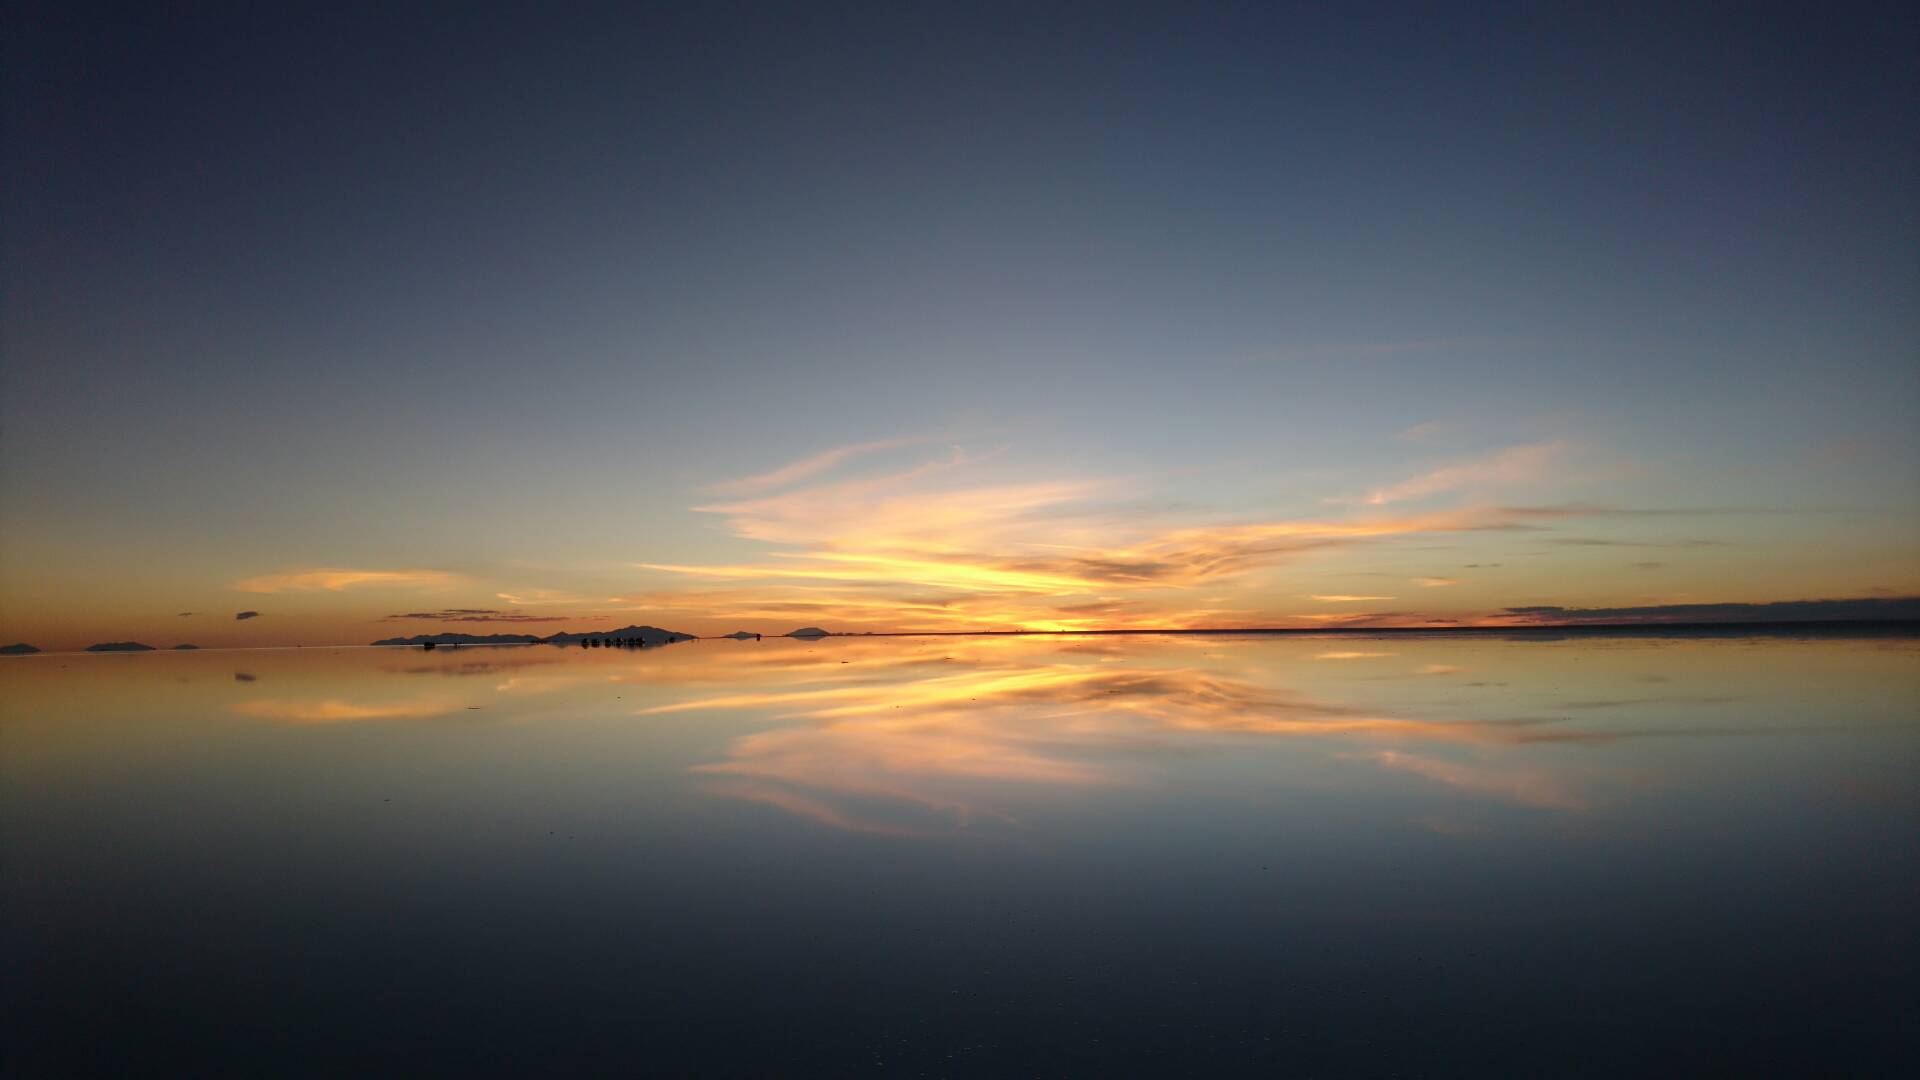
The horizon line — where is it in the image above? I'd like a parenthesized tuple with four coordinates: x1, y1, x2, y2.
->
(12, 617, 1919, 656)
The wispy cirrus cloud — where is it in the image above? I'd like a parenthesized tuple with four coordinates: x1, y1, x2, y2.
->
(708, 436, 934, 496)
(379, 609, 569, 623)
(1542, 537, 1730, 548)
(1341, 442, 1566, 507)
(1503, 597, 1919, 625)
(1396, 420, 1465, 443)
(626, 441, 1601, 631)
(232, 568, 467, 593)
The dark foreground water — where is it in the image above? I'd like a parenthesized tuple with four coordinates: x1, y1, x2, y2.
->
(4, 631, 1916, 1076)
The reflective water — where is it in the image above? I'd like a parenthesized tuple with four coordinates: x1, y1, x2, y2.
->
(4, 632, 1917, 1075)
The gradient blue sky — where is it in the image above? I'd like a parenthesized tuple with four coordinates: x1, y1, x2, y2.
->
(4, 1, 1916, 646)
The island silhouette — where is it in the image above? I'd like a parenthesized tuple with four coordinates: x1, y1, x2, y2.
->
(0, 643, 40, 655)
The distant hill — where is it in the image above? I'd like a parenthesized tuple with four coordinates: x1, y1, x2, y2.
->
(787, 627, 830, 638)
(172, 644, 200, 650)
(373, 632, 548, 646)
(0, 643, 40, 655)
(719, 631, 761, 640)
(545, 625, 694, 646)
(371, 624, 695, 647)
(86, 642, 155, 652)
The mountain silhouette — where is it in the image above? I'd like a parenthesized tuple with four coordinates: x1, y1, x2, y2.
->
(787, 627, 830, 638)
(0, 643, 40, 655)
(371, 624, 695, 647)
(86, 642, 155, 652)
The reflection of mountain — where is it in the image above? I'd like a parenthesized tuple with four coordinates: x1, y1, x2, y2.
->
(0, 643, 40, 655)
(371, 624, 693, 647)
(86, 642, 155, 652)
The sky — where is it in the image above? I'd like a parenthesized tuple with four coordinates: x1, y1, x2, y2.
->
(3, 1, 1917, 649)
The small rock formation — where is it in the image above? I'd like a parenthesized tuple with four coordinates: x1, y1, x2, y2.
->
(171, 644, 200, 650)
(787, 627, 830, 639)
(0, 643, 40, 655)
(85, 642, 156, 652)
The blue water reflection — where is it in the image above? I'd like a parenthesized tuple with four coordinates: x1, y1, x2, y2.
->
(3, 632, 1915, 1074)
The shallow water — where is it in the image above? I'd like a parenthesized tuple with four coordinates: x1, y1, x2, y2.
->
(4, 632, 1917, 1075)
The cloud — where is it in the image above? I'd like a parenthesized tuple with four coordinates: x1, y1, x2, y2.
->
(1290, 612, 1419, 626)
(1414, 577, 1460, 587)
(623, 443, 1615, 632)
(1543, 537, 1730, 548)
(379, 609, 570, 623)
(1503, 503, 1791, 519)
(235, 610, 260, 620)
(1395, 420, 1463, 443)
(709, 436, 932, 496)
(177, 611, 194, 617)
(1308, 595, 1396, 602)
(231, 568, 466, 593)
(1503, 597, 1920, 624)
(1345, 442, 1565, 507)
(495, 589, 597, 606)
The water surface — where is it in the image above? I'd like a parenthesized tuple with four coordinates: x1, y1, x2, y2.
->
(5, 632, 1916, 1074)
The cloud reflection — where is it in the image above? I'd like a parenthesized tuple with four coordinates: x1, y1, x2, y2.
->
(651, 638, 1635, 833)
(234, 697, 456, 723)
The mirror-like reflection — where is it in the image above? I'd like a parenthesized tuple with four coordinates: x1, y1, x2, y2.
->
(4, 632, 1916, 1074)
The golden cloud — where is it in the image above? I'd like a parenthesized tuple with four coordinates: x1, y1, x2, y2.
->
(620, 441, 1596, 632)
(232, 568, 467, 593)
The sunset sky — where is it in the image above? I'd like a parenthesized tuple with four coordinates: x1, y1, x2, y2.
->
(4, 2, 1916, 649)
